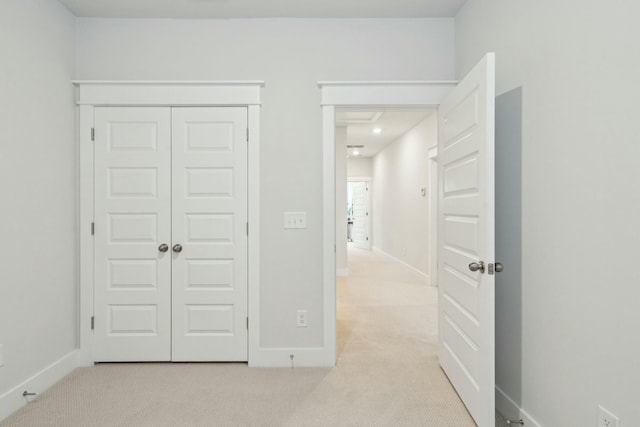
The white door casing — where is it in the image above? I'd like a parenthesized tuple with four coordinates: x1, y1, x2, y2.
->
(93, 107, 172, 361)
(93, 106, 248, 362)
(438, 53, 495, 426)
(171, 107, 248, 361)
(350, 181, 370, 250)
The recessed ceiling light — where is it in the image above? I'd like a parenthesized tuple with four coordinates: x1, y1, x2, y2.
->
(372, 127, 382, 134)
(353, 150, 360, 156)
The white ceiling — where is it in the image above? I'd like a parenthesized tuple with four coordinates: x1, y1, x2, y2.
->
(57, 0, 467, 19)
(337, 109, 434, 158)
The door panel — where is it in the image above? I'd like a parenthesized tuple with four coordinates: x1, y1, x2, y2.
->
(171, 107, 248, 362)
(438, 53, 495, 427)
(93, 107, 172, 362)
(351, 181, 369, 250)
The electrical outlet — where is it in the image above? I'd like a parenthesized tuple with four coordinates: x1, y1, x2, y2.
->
(296, 310, 308, 327)
(0, 344, 4, 367)
(598, 405, 619, 427)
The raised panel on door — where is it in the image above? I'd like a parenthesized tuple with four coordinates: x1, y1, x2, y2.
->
(438, 53, 495, 427)
(93, 107, 172, 362)
(171, 107, 248, 361)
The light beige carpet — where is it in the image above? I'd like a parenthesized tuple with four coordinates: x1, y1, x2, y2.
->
(1, 247, 477, 426)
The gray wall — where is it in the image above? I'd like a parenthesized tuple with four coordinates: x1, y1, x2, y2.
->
(457, 0, 640, 424)
(0, 0, 77, 398)
(75, 17, 455, 348)
(372, 114, 437, 277)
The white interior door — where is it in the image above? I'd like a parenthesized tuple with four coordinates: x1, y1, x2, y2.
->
(93, 107, 172, 361)
(170, 107, 249, 361)
(438, 53, 495, 426)
(351, 181, 370, 250)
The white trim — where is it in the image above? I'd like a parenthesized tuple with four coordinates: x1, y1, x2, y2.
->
(322, 106, 337, 366)
(76, 81, 262, 366)
(318, 81, 456, 106)
(373, 247, 430, 284)
(249, 347, 335, 367)
(496, 386, 543, 427)
(336, 268, 349, 277)
(320, 81, 456, 366)
(0, 351, 78, 422)
(73, 81, 264, 106)
(78, 105, 94, 366)
(427, 148, 438, 287)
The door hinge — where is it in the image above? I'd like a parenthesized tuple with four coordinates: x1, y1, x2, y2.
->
(246, 128, 249, 142)
(246, 317, 249, 330)
(91, 127, 95, 141)
(91, 316, 94, 330)
(246, 222, 249, 236)
(91, 222, 95, 236)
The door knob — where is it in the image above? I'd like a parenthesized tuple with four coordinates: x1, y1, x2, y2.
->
(172, 244, 183, 253)
(158, 243, 169, 253)
(495, 262, 504, 273)
(468, 261, 485, 273)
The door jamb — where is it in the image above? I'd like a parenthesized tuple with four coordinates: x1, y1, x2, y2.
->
(74, 81, 264, 366)
(318, 81, 456, 365)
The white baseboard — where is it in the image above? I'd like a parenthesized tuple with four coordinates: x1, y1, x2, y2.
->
(0, 350, 79, 422)
(496, 386, 543, 427)
(372, 247, 431, 284)
(249, 346, 334, 368)
(336, 268, 349, 277)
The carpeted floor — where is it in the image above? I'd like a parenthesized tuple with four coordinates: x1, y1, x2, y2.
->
(1, 247, 480, 426)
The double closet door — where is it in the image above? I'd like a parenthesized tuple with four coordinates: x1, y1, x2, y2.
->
(93, 107, 248, 362)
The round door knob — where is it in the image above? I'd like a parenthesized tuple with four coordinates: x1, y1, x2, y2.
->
(158, 243, 169, 253)
(495, 262, 504, 273)
(468, 261, 485, 273)
(172, 244, 183, 253)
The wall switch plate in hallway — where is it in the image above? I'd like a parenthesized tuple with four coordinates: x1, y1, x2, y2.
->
(598, 405, 619, 427)
(284, 212, 307, 229)
(296, 310, 308, 327)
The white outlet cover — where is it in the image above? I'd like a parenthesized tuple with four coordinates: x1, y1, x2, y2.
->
(598, 405, 620, 427)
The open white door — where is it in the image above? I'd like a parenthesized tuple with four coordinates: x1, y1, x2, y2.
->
(351, 181, 370, 250)
(438, 53, 495, 426)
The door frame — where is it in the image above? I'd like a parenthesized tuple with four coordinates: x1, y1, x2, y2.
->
(74, 81, 263, 366)
(318, 80, 457, 365)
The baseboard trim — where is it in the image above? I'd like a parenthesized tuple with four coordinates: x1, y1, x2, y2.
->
(336, 268, 349, 277)
(372, 247, 431, 284)
(249, 346, 334, 368)
(0, 350, 79, 422)
(496, 386, 543, 427)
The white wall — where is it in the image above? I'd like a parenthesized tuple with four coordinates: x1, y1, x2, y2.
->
(75, 18, 455, 349)
(457, 1, 640, 425)
(0, 0, 77, 410)
(347, 157, 373, 178)
(371, 114, 437, 279)
(335, 127, 348, 274)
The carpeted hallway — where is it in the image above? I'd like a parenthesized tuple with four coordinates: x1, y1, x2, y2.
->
(1, 247, 477, 426)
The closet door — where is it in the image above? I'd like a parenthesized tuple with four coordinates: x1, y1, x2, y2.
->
(171, 108, 249, 361)
(93, 107, 172, 362)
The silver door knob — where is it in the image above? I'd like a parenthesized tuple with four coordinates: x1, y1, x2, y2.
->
(495, 262, 504, 273)
(468, 261, 485, 273)
(158, 243, 169, 253)
(172, 244, 183, 253)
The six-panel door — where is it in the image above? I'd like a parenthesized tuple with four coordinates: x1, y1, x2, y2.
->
(93, 106, 248, 362)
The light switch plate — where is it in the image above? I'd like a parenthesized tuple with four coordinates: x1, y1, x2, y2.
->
(284, 212, 307, 229)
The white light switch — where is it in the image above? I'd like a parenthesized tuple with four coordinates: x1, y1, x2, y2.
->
(284, 212, 307, 229)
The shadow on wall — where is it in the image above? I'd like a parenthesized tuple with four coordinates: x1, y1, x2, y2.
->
(495, 87, 523, 408)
